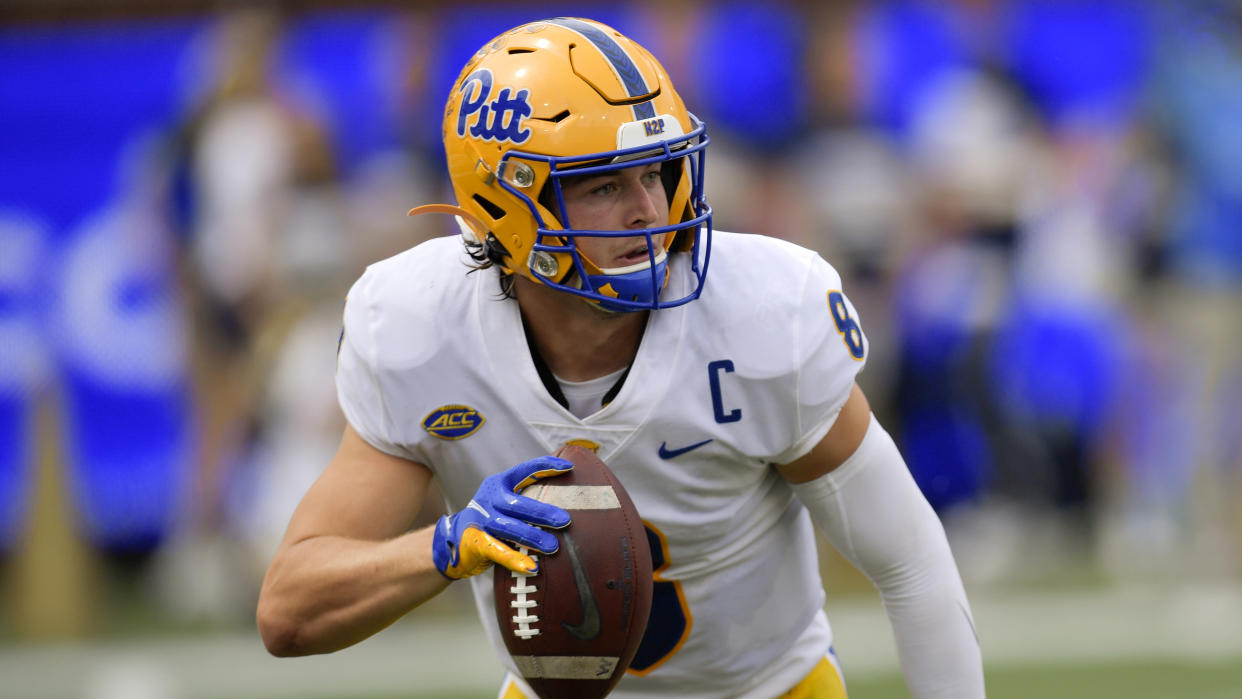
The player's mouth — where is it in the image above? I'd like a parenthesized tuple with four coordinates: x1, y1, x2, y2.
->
(616, 242, 654, 266)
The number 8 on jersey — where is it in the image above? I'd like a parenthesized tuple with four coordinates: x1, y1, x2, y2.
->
(827, 291, 865, 360)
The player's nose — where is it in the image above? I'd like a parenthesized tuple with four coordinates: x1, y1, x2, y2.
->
(623, 176, 661, 229)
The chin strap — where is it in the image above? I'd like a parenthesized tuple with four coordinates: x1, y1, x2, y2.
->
(411, 204, 672, 312)
(407, 204, 491, 244)
(586, 261, 670, 312)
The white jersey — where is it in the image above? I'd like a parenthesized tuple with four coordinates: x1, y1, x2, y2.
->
(336, 230, 868, 698)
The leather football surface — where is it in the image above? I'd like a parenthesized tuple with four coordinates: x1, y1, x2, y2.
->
(493, 444, 654, 699)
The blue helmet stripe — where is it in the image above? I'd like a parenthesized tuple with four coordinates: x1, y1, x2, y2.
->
(548, 18, 657, 121)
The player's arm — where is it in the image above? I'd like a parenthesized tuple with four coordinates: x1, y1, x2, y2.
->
(257, 423, 448, 656)
(776, 384, 986, 699)
(257, 423, 573, 657)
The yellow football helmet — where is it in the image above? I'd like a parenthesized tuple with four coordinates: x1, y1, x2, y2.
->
(424, 17, 711, 311)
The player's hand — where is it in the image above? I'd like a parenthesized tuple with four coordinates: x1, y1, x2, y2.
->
(431, 455, 573, 579)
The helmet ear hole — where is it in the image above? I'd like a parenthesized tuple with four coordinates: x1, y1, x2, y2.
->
(536, 183, 565, 227)
(660, 157, 683, 204)
(472, 194, 507, 221)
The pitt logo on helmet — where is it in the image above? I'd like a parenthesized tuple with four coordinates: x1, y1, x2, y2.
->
(456, 69, 532, 144)
(422, 405, 486, 440)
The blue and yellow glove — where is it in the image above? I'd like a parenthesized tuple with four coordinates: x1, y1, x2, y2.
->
(432, 455, 573, 579)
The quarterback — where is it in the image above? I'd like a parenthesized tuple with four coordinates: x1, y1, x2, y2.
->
(257, 17, 985, 699)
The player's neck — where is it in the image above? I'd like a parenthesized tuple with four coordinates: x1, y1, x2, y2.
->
(513, 277, 648, 382)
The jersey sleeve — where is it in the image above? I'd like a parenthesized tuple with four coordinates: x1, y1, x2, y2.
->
(335, 269, 412, 460)
(771, 253, 869, 464)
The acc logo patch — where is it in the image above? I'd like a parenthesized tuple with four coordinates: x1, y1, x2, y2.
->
(422, 405, 485, 440)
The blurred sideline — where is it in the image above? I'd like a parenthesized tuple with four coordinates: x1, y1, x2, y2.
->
(3, 4, 1242, 697)
(3, 583, 1241, 699)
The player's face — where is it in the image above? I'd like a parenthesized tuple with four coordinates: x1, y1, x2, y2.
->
(558, 162, 670, 270)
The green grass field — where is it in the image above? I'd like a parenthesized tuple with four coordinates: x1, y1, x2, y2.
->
(853, 659, 1242, 699)
(5, 579, 1241, 699)
(310, 658, 1242, 699)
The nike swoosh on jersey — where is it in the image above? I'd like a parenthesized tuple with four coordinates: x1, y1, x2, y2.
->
(560, 530, 602, 641)
(658, 438, 713, 460)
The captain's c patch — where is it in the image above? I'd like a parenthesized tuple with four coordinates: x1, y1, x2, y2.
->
(422, 405, 485, 440)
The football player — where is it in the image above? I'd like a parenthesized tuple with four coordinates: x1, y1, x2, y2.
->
(257, 17, 985, 698)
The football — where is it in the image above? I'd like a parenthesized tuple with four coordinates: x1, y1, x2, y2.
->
(493, 444, 653, 699)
